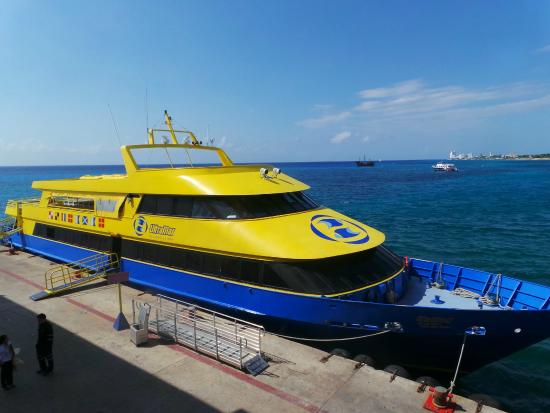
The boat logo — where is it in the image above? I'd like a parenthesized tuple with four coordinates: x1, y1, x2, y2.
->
(310, 214, 369, 244)
(133, 215, 176, 237)
(133, 215, 149, 236)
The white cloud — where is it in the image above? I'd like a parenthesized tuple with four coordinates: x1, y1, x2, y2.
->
(330, 131, 352, 144)
(362, 136, 371, 143)
(299, 80, 550, 138)
(358, 79, 423, 99)
(535, 44, 550, 53)
(299, 111, 351, 128)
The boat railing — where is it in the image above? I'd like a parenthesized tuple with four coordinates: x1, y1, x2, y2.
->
(6, 198, 41, 208)
(409, 258, 550, 310)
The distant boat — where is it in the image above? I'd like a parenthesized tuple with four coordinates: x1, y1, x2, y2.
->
(356, 155, 375, 167)
(432, 162, 458, 172)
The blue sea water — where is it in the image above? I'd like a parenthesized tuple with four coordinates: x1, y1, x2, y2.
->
(1, 159, 549, 412)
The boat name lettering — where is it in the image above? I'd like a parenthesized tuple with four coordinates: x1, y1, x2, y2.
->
(149, 223, 176, 236)
(416, 316, 454, 329)
(133, 215, 175, 237)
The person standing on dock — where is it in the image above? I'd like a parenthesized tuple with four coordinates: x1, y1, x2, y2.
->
(0, 334, 15, 390)
(36, 313, 54, 376)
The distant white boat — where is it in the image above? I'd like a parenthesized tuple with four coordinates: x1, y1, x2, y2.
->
(432, 162, 458, 172)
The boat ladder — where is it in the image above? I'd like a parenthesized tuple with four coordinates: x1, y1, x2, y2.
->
(132, 295, 267, 373)
(0, 217, 21, 244)
(30, 253, 119, 301)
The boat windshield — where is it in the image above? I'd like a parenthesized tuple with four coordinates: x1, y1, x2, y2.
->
(137, 193, 319, 219)
(130, 146, 224, 169)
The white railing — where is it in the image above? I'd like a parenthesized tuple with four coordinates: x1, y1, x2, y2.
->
(132, 295, 264, 369)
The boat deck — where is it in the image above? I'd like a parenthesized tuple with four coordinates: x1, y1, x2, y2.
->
(399, 277, 502, 310)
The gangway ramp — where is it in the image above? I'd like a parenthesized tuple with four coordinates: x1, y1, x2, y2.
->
(30, 253, 119, 301)
(0, 217, 21, 244)
(133, 295, 266, 372)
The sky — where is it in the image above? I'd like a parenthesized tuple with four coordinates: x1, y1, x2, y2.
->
(1, 1, 550, 165)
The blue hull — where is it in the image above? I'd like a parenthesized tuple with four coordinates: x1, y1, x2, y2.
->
(11, 233, 550, 373)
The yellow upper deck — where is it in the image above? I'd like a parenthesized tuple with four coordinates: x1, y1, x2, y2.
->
(15, 112, 387, 261)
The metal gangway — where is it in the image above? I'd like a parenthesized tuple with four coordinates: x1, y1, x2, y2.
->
(31, 253, 119, 301)
(132, 295, 266, 370)
(1, 198, 39, 244)
(0, 217, 21, 244)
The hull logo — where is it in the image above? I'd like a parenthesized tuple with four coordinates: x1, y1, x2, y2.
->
(133, 215, 176, 237)
(310, 214, 369, 244)
(134, 216, 149, 236)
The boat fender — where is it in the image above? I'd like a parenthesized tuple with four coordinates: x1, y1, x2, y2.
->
(415, 376, 440, 387)
(468, 394, 502, 410)
(353, 354, 375, 367)
(383, 364, 410, 379)
(330, 348, 351, 359)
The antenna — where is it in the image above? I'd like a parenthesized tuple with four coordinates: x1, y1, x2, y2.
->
(108, 104, 122, 146)
(145, 87, 149, 133)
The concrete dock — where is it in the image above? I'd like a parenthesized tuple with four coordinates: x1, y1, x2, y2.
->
(0, 248, 504, 413)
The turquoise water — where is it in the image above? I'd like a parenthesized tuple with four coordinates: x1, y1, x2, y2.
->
(1, 160, 549, 412)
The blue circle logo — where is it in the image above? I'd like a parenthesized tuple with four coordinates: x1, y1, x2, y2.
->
(310, 214, 370, 244)
(133, 216, 148, 237)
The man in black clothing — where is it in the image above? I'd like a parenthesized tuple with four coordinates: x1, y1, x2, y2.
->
(36, 313, 54, 375)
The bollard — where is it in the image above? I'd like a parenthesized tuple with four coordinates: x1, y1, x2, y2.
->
(423, 386, 455, 413)
(432, 387, 449, 408)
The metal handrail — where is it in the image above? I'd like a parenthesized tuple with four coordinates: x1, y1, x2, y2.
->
(156, 294, 263, 352)
(44, 253, 118, 291)
(6, 198, 40, 206)
(133, 297, 263, 369)
(157, 294, 264, 329)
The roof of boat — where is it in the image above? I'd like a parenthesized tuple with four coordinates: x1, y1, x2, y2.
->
(32, 163, 310, 196)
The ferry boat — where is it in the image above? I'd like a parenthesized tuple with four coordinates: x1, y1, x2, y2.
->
(432, 162, 458, 172)
(4, 112, 550, 374)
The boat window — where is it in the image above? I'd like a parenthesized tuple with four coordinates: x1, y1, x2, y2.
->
(137, 192, 319, 219)
(34, 223, 111, 252)
(49, 196, 94, 210)
(119, 238, 403, 295)
(96, 196, 126, 218)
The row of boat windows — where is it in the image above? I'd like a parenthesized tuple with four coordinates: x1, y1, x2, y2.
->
(34, 223, 112, 251)
(120, 239, 402, 294)
(136, 193, 319, 219)
(33, 223, 403, 295)
(45, 192, 319, 220)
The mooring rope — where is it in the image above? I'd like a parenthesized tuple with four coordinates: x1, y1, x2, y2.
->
(265, 329, 391, 342)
